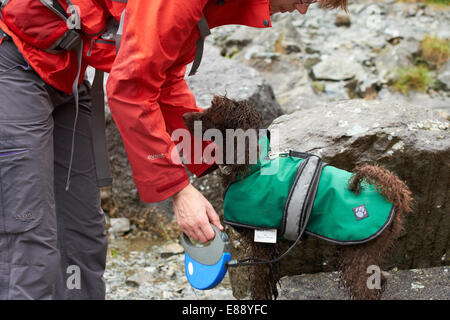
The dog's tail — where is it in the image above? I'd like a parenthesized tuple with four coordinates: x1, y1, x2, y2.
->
(348, 163, 413, 219)
(348, 163, 413, 240)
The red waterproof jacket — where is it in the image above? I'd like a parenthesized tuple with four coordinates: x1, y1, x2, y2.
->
(0, 0, 272, 202)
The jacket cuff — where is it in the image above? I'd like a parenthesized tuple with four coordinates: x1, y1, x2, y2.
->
(192, 162, 218, 178)
(136, 173, 190, 203)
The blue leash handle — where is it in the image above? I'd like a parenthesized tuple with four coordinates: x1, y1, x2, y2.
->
(181, 224, 231, 290)
(184, 251, 231, 290)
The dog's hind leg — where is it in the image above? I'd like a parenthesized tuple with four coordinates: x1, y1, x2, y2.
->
(338, 233, 390, 300)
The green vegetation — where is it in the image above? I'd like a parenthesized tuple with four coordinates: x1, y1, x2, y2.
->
(274, 33, 286, 54)
(419, 35, 450, 69)
(224, 47, 240, 59)
(425, 0, 450, 5)
(312, 81, 325, 93)
(110, 247, 119, 258)
(392, 65, 437, 94)
(396, 0, 450, 5)
(392, 35, 448, 94)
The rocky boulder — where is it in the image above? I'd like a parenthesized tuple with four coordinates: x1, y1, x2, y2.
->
(375, 40, 418, 84)
(277, 266, 450, 300)
(186, 44, 283, 127)
(227, 100, 449, 299)
(228, 15, 321, 114)
(312, 52, 367, 81)
(438, 61, 450, 90)
(108, 218, 131, 238)
(209, 2, 450, 113)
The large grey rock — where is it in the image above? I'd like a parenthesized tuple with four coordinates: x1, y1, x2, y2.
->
(438, 61, 450, 89)
(109, 218, 131, 237)
(186, 43, 283, 127)
(278, 266, 450, 300)
(237, 52, 319, 114)
(310, 51, 380, 99)
(219, 15, 303, 58)
(375, 40, 418, 83)
(378, 88, 450, 113)
(269, 99, 449, 156)
(228, 100, 450, 299)
(312, 52, 367, 81)
(209, 15, 321, 114)
(103, 44, 282, 235)
(227, 16, 320, 114)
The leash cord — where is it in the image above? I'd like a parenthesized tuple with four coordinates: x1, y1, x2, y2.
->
(226, 230, 304, 267)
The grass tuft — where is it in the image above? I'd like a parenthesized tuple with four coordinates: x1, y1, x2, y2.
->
(392, 65, 437, 94)
(425, 0, 450, 5)
(312, 81, 325, 93)
(419, 35, 450, 69)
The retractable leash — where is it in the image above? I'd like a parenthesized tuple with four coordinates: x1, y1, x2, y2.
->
(226, 230, 303, 268)
(181, 224, 303, 290)
(181, 225, 231, 290)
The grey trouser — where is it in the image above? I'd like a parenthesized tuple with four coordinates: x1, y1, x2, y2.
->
(0, 35, 108, 299)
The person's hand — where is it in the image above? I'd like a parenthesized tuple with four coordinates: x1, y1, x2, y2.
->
(172, 183, 224, 243)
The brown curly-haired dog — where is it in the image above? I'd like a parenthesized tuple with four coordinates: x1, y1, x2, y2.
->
(183, 95, 265, 186)
(183, 95, 413, 300)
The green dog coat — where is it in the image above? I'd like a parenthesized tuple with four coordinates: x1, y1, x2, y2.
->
(223, 134, 395, 244)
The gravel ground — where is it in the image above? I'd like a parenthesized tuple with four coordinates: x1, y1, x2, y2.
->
(105, 236, 449, 300)
(278, 266, 450, 300)
(105, 236, 235, 300)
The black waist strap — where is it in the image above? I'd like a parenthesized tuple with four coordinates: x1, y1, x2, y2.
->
(188, 15, 210, 76)
(64, 39, 83, 191)
(91, 69, 113, 187)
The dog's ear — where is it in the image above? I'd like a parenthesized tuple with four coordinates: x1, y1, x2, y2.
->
(182, 95, 227, 134)
(210, 95, 228, 109)
(182, 110, 224, 137)
(182, 111, 203, 134)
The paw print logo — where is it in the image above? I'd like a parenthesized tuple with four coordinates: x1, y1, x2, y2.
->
(352, 204, 369, 221)
(355, 206, 365, 218)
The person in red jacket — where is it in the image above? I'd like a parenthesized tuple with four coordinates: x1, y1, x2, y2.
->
(107, 0, 347, 244)
(0, 0, 346, 300)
